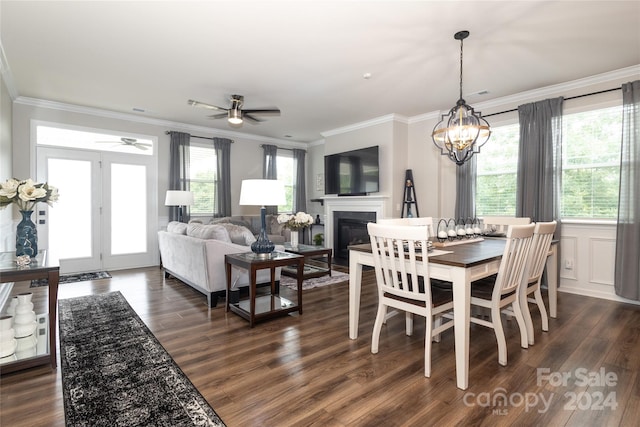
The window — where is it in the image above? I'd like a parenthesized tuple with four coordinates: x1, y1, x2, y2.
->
(561, 106, 622, 219)
(475, 105, 623, 220)
(276, 151, 294, 213)
(188, 144, 217, 216)
(476, 123, 520, 216)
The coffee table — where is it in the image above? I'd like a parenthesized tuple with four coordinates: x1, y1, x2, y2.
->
(282, 243, 332, 280)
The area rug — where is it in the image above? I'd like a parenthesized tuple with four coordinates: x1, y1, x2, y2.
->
(280, 269, 349, 290)
(59, 291, 226, 427)
(30, 271, 111, 287)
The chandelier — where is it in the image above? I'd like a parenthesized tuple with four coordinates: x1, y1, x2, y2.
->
(432, 30, 491, 166)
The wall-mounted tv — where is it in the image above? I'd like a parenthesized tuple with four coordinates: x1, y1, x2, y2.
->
(324, 145, 380, 196)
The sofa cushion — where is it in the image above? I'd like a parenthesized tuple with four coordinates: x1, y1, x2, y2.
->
(218, 223, 257, 246)
(167, 221, 188, 235)
(186, 223, 232, 243)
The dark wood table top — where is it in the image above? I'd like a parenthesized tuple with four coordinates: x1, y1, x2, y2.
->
(348, 238, 506, 268)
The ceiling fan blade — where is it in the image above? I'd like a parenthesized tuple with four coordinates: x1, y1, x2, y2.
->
(134, 144, 149, 150)
(243, 114, 263, 124)
(188, 99, 228, 111)
(243, 108, 280, 116)
(208, 113, 228, 119)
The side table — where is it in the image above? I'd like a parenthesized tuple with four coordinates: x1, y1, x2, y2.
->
(0, 250, 59, 374)
(225, 251, 304, 327)
(282, 243, 332, 280)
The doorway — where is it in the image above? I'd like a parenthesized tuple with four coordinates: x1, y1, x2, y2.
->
(35, 123, 158, 274)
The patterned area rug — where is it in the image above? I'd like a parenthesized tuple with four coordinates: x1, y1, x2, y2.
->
(280, 269, 349, 290)
(59, 292, 226, 427)
(30, 271, 111, 287)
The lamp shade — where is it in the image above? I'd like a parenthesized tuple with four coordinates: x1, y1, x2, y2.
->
(239, 179, 286, 206)
(164, 190, 194, 206)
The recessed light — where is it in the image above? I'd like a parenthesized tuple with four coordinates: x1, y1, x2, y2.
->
(363, 73, 372, 80)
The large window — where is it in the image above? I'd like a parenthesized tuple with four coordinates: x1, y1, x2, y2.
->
(475, 105, 622, 220)
(561, 106, 622, 219)
(188, 144, 217, 216)
(476, 124, 520, 216)
(276, 152, 294, 213)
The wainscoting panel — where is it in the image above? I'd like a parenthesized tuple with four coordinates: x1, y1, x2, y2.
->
(589, 237, 616, 286)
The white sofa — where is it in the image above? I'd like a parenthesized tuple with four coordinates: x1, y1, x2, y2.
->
(158, 221, 282, 307)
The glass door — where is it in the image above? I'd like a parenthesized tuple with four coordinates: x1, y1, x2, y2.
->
(37, 147, 102, 273)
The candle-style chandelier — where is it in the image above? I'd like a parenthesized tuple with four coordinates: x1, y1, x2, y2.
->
(432, 30, 491, 166)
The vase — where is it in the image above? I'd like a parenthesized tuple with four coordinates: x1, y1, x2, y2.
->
(0, 315, 17, 359)
(13, 293, 37, 339)
(16, 210, 38, 257)
(290, 231, 299, 248)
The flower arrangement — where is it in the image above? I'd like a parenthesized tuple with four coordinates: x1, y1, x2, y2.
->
(277, 211, 314, 230)
(0, 178, 59, 211)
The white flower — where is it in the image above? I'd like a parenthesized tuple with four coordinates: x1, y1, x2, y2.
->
(277, 211, 314, 230)
(0, 178, 20, 199)
(18, 180, 47, 202)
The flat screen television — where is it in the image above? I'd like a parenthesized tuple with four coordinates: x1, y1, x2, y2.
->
(324, 146, 379, 196)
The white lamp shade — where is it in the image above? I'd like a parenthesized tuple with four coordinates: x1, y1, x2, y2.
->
(239, 179, 286, 206)
(165, 190, 194, 206)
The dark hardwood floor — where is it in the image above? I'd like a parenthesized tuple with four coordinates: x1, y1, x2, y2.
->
(1, 265, 639, 426)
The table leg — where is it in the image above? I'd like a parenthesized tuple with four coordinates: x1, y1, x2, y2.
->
(249, 266, 257, 328)
(349, 253, 363, 340)
(451, 268, 470, 390)
(547, 244, 558, 318)
(297, 258, 303, 314)
(225, 262, 232, 313)
(48, 270, 59, 369)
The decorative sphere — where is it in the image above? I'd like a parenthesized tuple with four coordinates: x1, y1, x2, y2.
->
(448, 230, 457, 237)
(438, 231, 448, 239)
(457, 229, 466, 236)
(474, 227, 482, 234)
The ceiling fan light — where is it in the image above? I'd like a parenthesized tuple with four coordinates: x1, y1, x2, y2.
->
(228, 109, 243, 124)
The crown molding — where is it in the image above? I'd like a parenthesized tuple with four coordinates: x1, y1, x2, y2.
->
(408, 65, 640, 124)
(13, 96, 306, 146)
(321, 113, 408, 138)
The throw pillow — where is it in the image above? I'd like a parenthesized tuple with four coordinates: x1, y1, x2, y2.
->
(186, 224, 232, 243)
(167, 221, 188, 235)
(218, 223, 257, 246)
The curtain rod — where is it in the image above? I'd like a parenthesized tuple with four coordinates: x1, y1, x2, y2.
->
(260, 144, 305, 152)
(164, 131, 234, 142)
(483, 87, 621, 118)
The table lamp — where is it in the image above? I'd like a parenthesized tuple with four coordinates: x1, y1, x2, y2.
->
(165, 190, 194, 223)
(239, 179, 286, 257)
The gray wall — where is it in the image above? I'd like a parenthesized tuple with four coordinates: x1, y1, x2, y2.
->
(0, 73, 13, 251)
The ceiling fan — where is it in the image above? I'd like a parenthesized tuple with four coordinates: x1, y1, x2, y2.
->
(188, 94, 280, 125)
(96, 137, 152, 150)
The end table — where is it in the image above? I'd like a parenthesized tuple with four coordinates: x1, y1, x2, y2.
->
(225, 251, 304, 327)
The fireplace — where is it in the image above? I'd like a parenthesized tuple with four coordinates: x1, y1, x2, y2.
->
(333, 211, 376, 263)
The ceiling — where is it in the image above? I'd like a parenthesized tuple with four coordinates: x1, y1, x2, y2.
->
(1, 1, 639, 143)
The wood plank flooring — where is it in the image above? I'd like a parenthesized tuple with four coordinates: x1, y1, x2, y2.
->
(1, 266, 639, 426)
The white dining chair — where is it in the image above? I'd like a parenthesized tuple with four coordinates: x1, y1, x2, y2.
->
(519, 221, 557, 346)
(377, 217, 435, 238)
(481, 216, 531, 235)
(367, 222, 454, 377)
(470, 223, 535, 366)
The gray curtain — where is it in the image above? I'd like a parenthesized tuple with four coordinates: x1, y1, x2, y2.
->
(516, 97, 564, 225)
(168, 131, 191, 222)
(262, 144, 278, 215)
(455, 156, 476, 221)
(213, 137, 232, 217)
(615, 80, 640, 300)
(293, 149, 307, 213)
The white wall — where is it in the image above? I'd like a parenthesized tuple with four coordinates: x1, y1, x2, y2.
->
(0, 73, 13, 251)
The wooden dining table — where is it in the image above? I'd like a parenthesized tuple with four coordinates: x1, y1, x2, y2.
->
(348, 238, 558, 390)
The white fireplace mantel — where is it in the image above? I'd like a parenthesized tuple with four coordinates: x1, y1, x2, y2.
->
(323, 194, 389, 251)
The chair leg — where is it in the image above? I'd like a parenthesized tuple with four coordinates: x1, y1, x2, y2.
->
(433, 316, 442, 343)
(492, 305, 508, 366)
(424, 314, 433, 377)
(522, 294, 535, 346)
(405, 312, 414, 336)
(512, 299, 528, 349)
(371, 303, 387, 354)
(535, 288, 549, 332)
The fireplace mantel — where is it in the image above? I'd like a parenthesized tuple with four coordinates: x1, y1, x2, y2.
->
(323, 195, 389, 251)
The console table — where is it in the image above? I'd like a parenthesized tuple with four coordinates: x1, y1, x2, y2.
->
(0, 250, 59, 374)
(225, 251, 304, 327)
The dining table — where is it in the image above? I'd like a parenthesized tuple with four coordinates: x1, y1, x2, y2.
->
(348, 237, 558, 390)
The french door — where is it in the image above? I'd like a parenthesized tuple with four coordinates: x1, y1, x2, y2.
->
(37, 147, 157, 274)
